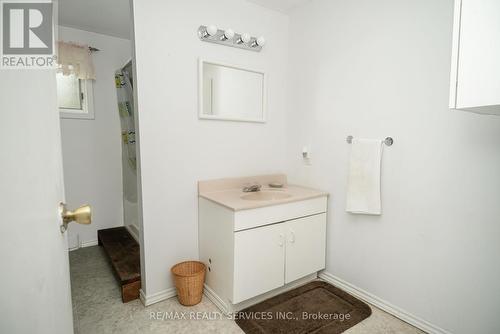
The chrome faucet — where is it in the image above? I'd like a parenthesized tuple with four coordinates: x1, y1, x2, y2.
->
(243, 183, 262, 192)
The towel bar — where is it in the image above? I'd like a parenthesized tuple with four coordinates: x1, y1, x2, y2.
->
(346, 136, 393, 146)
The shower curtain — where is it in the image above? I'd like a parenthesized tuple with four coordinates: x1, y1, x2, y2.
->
(115, 63, 136, 170)
(115, 61, 139, 230)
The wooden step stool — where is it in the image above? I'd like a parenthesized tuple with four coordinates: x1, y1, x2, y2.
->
(97, 227, 141, 303)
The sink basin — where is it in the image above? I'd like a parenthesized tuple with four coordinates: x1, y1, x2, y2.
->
(241, 191, 292, 201)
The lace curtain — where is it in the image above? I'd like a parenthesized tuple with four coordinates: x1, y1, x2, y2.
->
(57, 41, 96, 80)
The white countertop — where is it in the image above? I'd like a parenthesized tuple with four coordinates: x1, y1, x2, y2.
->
(198, 174, 328, 211)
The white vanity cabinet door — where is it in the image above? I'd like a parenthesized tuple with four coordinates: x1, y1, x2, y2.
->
(285, 213, 327, 284)
(233, 223, 285, 303)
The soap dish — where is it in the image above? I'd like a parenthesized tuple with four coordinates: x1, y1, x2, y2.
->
(268, 182, 284, 188)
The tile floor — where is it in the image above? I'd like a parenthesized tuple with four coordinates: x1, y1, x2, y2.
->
(70, 246, 425, 334)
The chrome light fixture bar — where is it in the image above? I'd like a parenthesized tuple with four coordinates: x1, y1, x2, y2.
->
(198, 25, 264, 52)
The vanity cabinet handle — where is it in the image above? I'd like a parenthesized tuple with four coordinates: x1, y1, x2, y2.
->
(278, 234, 284, 247)
(290, 231, 295, 244)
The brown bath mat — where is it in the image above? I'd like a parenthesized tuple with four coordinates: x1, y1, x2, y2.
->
(235, 281, 371, 334)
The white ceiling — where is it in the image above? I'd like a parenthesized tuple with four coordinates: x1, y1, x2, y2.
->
(58, 0, 308, 39)
(58, 0, 131, 39)
(246, 0, 311, 13)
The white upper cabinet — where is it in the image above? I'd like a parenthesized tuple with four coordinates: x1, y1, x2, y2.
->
(449, 0, 500, 114)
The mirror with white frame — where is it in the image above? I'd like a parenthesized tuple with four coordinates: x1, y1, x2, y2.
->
(199, 60, 266, 123)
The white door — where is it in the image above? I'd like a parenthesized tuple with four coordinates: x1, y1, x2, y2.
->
(285, 213, 327, 284)
(0, 70, 74, 334)
(233, 223, 285, 303)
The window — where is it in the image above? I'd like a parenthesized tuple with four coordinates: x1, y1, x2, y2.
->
(57, 73, 94, 119)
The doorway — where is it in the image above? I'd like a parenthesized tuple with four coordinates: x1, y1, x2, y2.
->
(56, 0, 142, 332)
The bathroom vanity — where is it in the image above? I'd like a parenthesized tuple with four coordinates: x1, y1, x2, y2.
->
(198, 174, 328, 313)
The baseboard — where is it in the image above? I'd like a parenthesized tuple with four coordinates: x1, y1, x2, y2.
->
(318, 271, 452, 334)
(69, 239, 99, 251)
(81, 239, 98, 248)
(139, 287, 177, 307)
(203, 284, 229, 314)
(125, 224, 140, 243)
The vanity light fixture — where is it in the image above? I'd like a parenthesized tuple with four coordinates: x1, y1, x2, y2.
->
(198, 25, 264, 52)
(221, 28, 235, 41)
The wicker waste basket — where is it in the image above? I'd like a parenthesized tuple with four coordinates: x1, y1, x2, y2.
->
(171, 261, 206, 306)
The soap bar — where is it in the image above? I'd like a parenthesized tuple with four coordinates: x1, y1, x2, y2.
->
(268, 182, 284, 188)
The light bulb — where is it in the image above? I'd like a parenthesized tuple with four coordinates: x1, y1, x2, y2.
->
(206, 25, 218, 37)
(238, 33, 251, 44)
(221, 28, 234, 41)
(252, 36, 266, 47)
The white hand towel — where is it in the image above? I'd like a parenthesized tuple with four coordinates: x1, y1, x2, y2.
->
(346, 138, 383, 215)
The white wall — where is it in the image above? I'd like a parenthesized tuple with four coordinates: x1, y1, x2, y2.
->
(285, 1, 500, 333)
(131, 0, 289, 296)
(59, 26, 132, 248)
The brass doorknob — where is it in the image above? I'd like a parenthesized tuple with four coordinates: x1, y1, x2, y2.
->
(60, 203, 92, 233)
